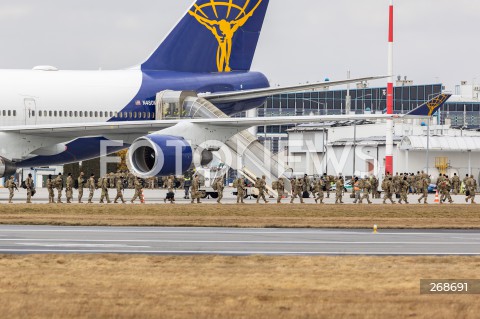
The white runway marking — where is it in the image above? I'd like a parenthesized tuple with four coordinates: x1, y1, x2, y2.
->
(17, 243, 151, 248)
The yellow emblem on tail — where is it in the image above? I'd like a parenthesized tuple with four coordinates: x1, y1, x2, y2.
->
(427, 94, 449, 116)
(189, 0, 263, 72)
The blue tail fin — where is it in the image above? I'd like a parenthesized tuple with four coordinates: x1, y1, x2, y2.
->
(407, 94, 452, 117)
(142, 0, 270, 73)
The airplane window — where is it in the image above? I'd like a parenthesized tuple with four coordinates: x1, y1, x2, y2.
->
(147, 112, 150, 118)
(152, 112, 155, 119)
(32, 111, 35, 117)
(114, 112, 118, 118)
(13, 110, 16, 116)
(49, 111, 52, 117)
(129, 112, 132, 118)
(142, 112, 146, 118)
(2, 110, 5, 116)
(133, 112, 137, 119)
(59, 111, 62, 117)
(69, 111, 73, 117)
(89, 111, 93, 117)
(64, 111, 67, 117)
(95, 111, 98, 117)
(124, 112, 127, 118)
(44, 111, 47, 117)
(110, 111, 113, 117)
(99, 111, 103, 117)
(74, 111, 78, 117)
(54, 111, 57, 117)
(38, 111, 42, 117)
(8, 110, 11, 116)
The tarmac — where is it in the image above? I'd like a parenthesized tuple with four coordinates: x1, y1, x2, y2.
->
(0, 187, 476, 205)
(0, 226, 479, 255)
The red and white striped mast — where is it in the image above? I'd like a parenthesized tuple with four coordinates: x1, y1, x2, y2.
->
(385, 0, 394, 175)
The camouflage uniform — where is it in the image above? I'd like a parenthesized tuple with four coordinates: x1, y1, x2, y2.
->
(315, 178, 325, 204)
(382, 178, 395, 204)
(131, 178, 144, 203)
(275, 178, 285, 204)
(6, 176, 16, 203)
(165, 176, 175, 203)
(452, 174, 460, 195)
(255, 176, 269, 204)
(190, 176, 201, 204)
(439, 177, 453, 204)
(99, 176, 111, 204)
(235, 178, 245, 204)
(290, 178, 304, 204)
(66, 175, 73, 203)
(25, 175, 33, 204)
(55, 174, 64, 203)
(465, 176, 477, 204)
(87, 176, 96, 204)
(418, 174, 431, 204)
(216, 177, 224, 204)
(360, 178, 372, 204)
(335, 177, 344, 204)
(398, 178, 409, 204)
(47, 176, 55, 204)
(114, 178, 126, 204)
(77, 173, 85, 203)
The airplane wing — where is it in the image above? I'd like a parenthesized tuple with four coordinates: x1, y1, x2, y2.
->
(201, 76, 387, 103)
(0, 114, 397, 139)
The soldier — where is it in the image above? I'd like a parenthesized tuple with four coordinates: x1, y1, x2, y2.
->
(255, 175, 269, 204)
(55, 173, 64, 204)
(398, 176, 409, 204)
(114, 175, 126, 204)
(25, 173, 33, 204)
(370, 175, 379, 198)
(303, 174, 311, 197)
(108, 172, 116, 189)
(334, 176, 344, 204)
(465, 175, 477, 204)
(131, 177, 144, 204)
(382, 177, 395, 204)
(164, 175, 175, 204)
(128, 172, 135, 189)
(315, 177, 325, 204)
(275, 178, 285, 204)
(452, 173, 461, 195)
(418, 174, 431, 204)
(290, 178, 296, 198)
(77, 172, 86, 203)
(234, 177, 246, 204)
(99, 175, 111, 204)
(6, 176, 17, 204)
(183, 174, 192, 199)
(352, 177, 361, 204)
(439, 176, 453, 204)
(323, 173, 334, 198)
(47, 174, 55, 204)
(190, 175, 201, 204)
(216, 176, 225, 204)
(65, 173, 74, 204)
(87, 174, 96, 204)
(360, 177, 373, 204)
(290, 177, 304, 204)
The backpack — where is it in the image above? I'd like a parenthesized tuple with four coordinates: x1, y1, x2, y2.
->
(21, 180, 27, 189)
(74, 179, 79, 190)
(233, 179, 238, 188)
(97, 178, 103, 188)
(272, 181, 279, 190)
(212, 181, 218, 191)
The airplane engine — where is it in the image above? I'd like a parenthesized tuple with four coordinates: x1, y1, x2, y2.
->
(127, 135, 193, 178)
(0, 157, 17, 178)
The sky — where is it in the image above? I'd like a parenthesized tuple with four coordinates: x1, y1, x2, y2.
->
(0, 0, 478, 91)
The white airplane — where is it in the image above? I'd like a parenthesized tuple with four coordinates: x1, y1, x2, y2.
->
(0, 0, 448, 179)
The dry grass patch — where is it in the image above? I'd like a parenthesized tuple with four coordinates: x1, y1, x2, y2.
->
(0, 204, 479, 228)
(0, 255, 479, 318)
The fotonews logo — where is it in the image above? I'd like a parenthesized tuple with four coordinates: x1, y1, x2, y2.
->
(189, 0, 263, 72)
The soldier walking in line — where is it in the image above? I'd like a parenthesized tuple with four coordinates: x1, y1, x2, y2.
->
(114, 175, 126, 204)
(382, 177, 395, 204)
(303, 174, 311, 197)
(190, 175, 201, 204)
(55, 173, 64, 204)
(335, 176, 344, 204)
(130, 177, 144, 204)
(87, 174, 96, 204)
(255, 175, 269, 204)
(360, 177, 373, 204)
(352, 177, 361, 204)
(216, 176, 225, 204)
(77, 172, 86, 203)
(99, 175, 111, 204)
(465, 175, 477, 204)
(398, 176, 409, 204)
(25, 173, 33, 204)
(234, 177, 246, 204)
(439, 176, 454, 204)
(6, 176, 17, 204)
(290, 177, 304, 204)
(417, 173, 430, 204)
(370, 175, 379, 198)
(324, 173, 334, 198)
(315, 177, 325, 204)
(66, 173, 74, 204)
(274, 178, 285, 204)
(452, 173, 460, 195)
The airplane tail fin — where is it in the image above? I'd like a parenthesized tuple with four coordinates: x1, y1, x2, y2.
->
(406, 94, 452, 117)
(141, 0, 270, 73)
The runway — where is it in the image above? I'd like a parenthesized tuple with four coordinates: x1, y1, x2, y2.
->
(0, 226, 479, 255)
